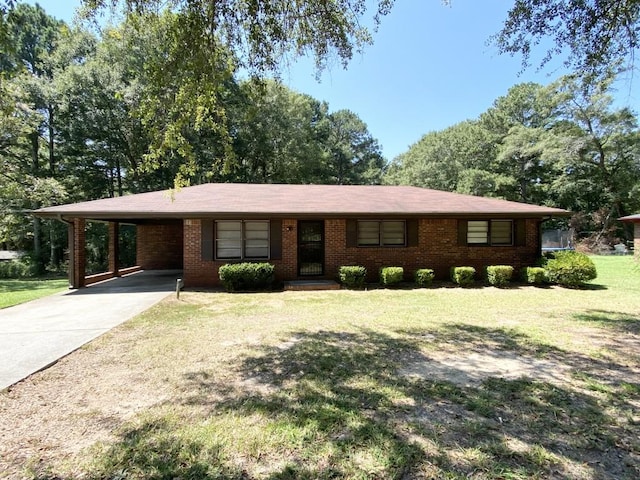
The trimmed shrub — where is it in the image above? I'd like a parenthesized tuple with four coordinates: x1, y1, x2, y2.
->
(414, 268, 435, 288)
(544, 251, 597, 287)
(451, 266, 476, 287)
(338, 266, 367, 289)
(522, 266, 546, 284)
(218, 262, 275, 292)
(486, 265, 514, 287)
(380, 266, 404, 286)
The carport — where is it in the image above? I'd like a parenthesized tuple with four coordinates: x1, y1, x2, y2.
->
(34, 211, 183, 289)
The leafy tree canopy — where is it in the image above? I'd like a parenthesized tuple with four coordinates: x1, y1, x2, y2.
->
(80, 0, 396, 74)
(494, 0, 640, 78)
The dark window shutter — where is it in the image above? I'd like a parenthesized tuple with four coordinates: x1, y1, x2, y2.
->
(270, 219, 282, 260)
(346, 219, 357, 247)
(407, 219, 419, 247)
(201, 219, 214, 261)
(457, 220, 468, 246)
(515, 219, 527, 246)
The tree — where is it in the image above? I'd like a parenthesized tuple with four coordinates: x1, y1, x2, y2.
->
(478, 82, 558, 204)
(0, 3, 69, 271)
(77, 0, 396, 182)
(325, 109, 385, 184)
(544, 75, 640, 243)
(494, 0, 640, 79)
(384, 121, 497, 194)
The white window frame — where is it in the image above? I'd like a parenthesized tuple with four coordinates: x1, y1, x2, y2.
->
(215, 220, 270, 260)
(357, 220, 406, 247)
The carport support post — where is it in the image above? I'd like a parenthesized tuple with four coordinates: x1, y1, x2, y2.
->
(108, 221, 120, 276)
(69, 218, 86, 289)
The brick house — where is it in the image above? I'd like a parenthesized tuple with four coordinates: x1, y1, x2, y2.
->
(34, 183, 569, 288)
(620, 214, 640, 255)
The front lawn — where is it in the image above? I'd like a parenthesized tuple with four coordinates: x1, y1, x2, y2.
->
(1, 256, 639, 479)
(0, 278, 68, 309)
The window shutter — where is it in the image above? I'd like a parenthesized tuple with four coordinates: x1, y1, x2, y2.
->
(407, 219, 419, 247)
(346, 219, 357, 247)
(270, 219, 282, 260)
(457, 220, 468, 246)
(201, 219, 214, 261)
(515, 219, 527, 246)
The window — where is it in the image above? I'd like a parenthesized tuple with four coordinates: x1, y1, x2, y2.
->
(357, 220, 406, 247)
(467, 221, 489, 244)
(215, 220, 269, 259)
(466, 220, 513, 246)
(490, 220, 513, 245)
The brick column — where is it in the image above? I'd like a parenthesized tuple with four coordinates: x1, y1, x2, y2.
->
(108, 221, 120, 276)
(635, 223, 640, 257)
(71, 218, 86, 289)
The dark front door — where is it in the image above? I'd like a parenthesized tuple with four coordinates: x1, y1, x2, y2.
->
(298, 221, 324, 276)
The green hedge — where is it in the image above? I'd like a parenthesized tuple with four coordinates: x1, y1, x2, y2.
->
(486, 265, 514, 287)
(414, 268, 435, 287)
(218, 262, 275, 292)
(522, 266, 546, 284)
(380, 266, 404, 286)
(544, 251, 597, 287)
(338, 266, 367, 289)
(451, 266, 476, 287)
(0, 258, 36, 279)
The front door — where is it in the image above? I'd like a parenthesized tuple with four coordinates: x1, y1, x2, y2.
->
(298, 221, 324, 276)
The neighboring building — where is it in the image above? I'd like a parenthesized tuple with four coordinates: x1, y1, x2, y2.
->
(620, 214, 640, 256)
(34, 183, 569, 288)
(0, 251, 22, 262)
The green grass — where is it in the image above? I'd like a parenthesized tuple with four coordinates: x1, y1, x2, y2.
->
(0, 277, 69, 309)
(6, 256, 640, 479)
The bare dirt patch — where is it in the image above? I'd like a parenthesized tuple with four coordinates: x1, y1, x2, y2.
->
(400, 350, 573, 387)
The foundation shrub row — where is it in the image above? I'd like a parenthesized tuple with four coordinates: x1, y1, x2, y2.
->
(217, 253, 597, 291)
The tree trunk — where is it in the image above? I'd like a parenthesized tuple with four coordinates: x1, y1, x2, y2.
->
(48, 105, 55, 174)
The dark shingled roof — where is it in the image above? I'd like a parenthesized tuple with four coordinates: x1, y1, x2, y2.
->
(34, 183, 570, 220)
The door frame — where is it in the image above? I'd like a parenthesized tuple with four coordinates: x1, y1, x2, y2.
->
(297, 220, 325, 276)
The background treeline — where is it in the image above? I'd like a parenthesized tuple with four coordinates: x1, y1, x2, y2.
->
(385, 79, 640, 250)
(2, 3, 639, 276)
(0, 4, 385, 273)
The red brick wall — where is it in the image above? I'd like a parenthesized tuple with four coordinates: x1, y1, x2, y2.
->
(71, 218, 86, 288)
(183, 217, 542, 287)
(183, 218, 298, 288)
(136, 223, 184, 269)
(326, 218, 539, 281)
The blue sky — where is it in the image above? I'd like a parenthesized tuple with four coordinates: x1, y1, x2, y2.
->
(26, 0, 639, 160)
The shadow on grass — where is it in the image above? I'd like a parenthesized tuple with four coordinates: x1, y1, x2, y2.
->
(48, 326, 639, 480)
(573, 309, 640, 334)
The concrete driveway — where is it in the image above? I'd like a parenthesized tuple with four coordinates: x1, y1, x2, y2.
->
(0, 270, 181, 391)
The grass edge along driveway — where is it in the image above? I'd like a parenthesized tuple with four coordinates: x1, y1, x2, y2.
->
(1, 256, 639, 480)
(0, 278, 68, 309)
